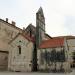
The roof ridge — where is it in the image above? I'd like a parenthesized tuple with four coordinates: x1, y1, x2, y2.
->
(8, 33, 34, 44)
(39, 38, 64, 49)
(0, 18, 23, 31)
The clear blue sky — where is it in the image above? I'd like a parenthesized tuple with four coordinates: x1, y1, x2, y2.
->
(0, 0, 75, 37)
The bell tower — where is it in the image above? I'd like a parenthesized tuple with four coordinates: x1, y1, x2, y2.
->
(36, 7, 45, 47)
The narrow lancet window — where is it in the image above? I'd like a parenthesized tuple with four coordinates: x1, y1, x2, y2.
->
(18, 45, 21, 54)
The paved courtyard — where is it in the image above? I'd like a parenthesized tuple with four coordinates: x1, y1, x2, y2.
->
(0, 70, 75, 75)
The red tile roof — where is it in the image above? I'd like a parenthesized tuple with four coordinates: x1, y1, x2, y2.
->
(9, 33, 34, 44)
(53, 35, 75, 39)
(39, 38, 64, 49)
(22, 34, 35, 43)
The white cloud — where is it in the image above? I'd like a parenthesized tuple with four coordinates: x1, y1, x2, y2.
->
(0, 0, 75, 36)
(41, 0, 75, 36)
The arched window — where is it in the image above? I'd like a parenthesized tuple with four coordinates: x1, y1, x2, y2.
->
(18, 45, 21, 54)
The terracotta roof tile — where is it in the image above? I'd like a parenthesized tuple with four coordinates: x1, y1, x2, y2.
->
(39, 38, 64, 49)
(9, 33, 34, 44)
(22, 34, 35, 43)
(53, 35, 75, 39)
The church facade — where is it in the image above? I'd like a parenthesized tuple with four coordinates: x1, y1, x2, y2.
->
(37, 36, 75, 72)
(0, 7, 75, 72)
(0, 18, 22, 70)
(8, 33, 34, 72)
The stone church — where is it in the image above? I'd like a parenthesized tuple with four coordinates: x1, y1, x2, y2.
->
(0, 7, 75, 72)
